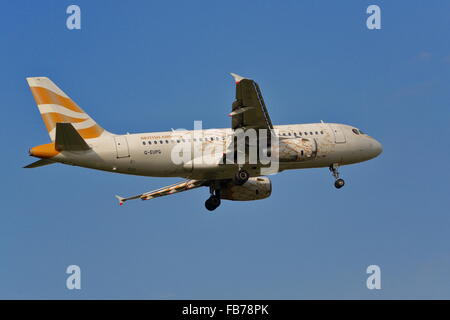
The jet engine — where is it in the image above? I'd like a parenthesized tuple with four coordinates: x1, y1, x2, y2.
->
(220, 176, 272, 201)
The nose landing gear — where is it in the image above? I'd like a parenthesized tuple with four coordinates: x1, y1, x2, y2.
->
(329, 163, 345, 189)
(334, 178, 345, 189)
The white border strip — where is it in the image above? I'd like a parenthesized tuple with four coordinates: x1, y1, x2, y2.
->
(38, 104, 89, 119)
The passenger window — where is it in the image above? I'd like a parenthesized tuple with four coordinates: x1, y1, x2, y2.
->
(148, 141, 152, 145)
(310, 132, 313, 135)
(304, 132, 308, 135)
(315, 131, 318, 135)
(320, 131, 324, 134)
(176, 140, 180, 143)
(142, 141, 146, 145)
(154, 141, 157, 144)
(165, 140, 169, 144)
(352, 129, 360, 135)
(299, 132, 302, 136)
(288, 132, 292, 136)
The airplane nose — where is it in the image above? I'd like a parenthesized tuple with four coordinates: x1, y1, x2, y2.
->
(371, 139, 383, 158)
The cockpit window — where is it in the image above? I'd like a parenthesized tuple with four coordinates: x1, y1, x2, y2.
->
(359, 129, 365, 134)
(352, 128, 360, 135)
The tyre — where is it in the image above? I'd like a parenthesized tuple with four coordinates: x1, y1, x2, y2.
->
(205, 196, 221, 211)
(209, 195, 221, 207)
(334, 178, 345, 189)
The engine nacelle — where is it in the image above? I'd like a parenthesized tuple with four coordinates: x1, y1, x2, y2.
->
(220, 176, 272, 201)
(272, 138, 317, 162)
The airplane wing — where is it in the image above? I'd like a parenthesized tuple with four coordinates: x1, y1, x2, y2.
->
(229, 73, 273, 131)
(115, 179, 207, 205)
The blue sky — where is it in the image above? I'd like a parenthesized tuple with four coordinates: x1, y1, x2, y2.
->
(1, 0, 450, 299)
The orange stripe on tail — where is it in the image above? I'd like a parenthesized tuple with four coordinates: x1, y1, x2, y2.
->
(30, 86, 83, 113)
(27, 77, 110, 140)
(41, 112, 87, 132)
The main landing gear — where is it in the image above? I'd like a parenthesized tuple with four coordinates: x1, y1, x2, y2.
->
(329, 163, 345, 189)
(205, 185, 221, 211)
(205, 169, 249, 211)
(233, 169, 249, 186)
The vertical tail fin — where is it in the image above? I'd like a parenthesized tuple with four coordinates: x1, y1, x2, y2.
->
(26, 77, 109, 141)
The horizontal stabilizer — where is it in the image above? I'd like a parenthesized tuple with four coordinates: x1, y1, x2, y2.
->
(23, 159, 55, 168)
(55, 123, 91, 151)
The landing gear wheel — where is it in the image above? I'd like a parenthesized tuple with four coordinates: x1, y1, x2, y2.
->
(205, 195, 221, 211)
(334, 178, 345, 189)
(234, 170, 249, 185)
(329, 163, 345, 189)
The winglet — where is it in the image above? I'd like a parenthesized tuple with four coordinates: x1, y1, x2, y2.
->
(115, 195, 126, 206)
(230, 73, 246, 84)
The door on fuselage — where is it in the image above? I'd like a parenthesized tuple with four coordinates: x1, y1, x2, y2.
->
(114, 136, 130, 158)
(329, 124, 346, 143)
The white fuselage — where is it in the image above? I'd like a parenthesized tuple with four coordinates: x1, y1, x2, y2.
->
(48, 123, 383, 180)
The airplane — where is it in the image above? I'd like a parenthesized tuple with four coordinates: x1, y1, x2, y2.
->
(25, 74, 382, 211)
